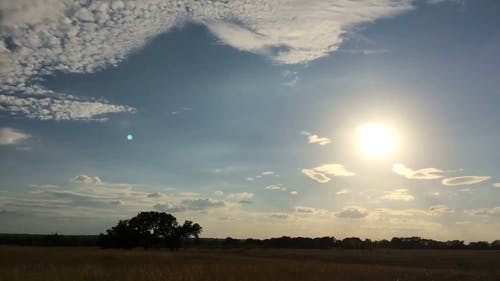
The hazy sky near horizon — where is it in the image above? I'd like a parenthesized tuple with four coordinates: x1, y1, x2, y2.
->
(1, 0, 499, 241)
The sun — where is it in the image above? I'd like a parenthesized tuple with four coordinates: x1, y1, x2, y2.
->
(357, 123, 396, 158)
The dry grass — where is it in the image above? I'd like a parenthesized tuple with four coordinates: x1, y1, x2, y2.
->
(0, 246, 499, 281)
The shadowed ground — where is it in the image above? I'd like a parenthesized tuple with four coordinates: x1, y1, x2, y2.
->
(0, 246, 499, 281)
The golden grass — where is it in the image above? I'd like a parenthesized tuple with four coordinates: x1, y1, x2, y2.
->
(0, 246, 499, 281)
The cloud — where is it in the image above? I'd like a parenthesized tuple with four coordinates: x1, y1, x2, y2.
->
(301, 131, 331, 146)
(335, 206, 368, 219)
(270, 213, 290, 219)
(290, 191, 298, 195)
(0, 0, 413, 120)
(392, 163, 444, 179)
(227, 192, 254, 200)
(441, 176, 491, 186)
(154, 198, 226, 213)
(265, 185, 286, 191)
(493, 183, 500, 188)
(302, 164, 354, 183)
(214, 190, 224, 196)
(0, 127, 30, 145)
(428, 205, 454, 216)
(381, 189, 415, 201)
(71, 175, 102, 185)
(295, 206, 329, 215)
(147, 192, 164, 198)
(238, 200, 252, 205)
(336, 189, 349, 195)
(465, 207, 500, 217)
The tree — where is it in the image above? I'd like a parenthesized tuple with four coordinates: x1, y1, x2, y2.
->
(98, 211, 202, 250)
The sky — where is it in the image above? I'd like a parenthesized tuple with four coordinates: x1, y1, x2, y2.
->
(0, 0, 499, 241)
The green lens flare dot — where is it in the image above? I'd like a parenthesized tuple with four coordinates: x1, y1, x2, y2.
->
(127, 134, 133, 141)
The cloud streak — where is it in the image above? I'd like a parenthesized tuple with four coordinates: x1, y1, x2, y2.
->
(0, 127, 30, 145)
(441, 176, 490, 186)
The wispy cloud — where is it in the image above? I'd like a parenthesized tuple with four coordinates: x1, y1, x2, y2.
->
(302, 164, 355, 183)
(465, 206, 500, 217)
(381, 188, 415, 201)
(154, 198, 227, 213)
(392, 163, 444, 179)
(0, 127, 30, 145)
(428, 205, 454, 216)
(295, 206, 329, 215)
(336, 189, 350, 195)
(492, 183, 500, 188)
(441, 176, 490, 186)
(0, 0, 413, 120)
(301, 131, 331, 146)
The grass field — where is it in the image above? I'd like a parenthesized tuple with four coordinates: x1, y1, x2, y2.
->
(0, 246, 499, 281)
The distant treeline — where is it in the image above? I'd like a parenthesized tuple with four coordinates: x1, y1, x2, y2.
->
(1, 233, 499, 250)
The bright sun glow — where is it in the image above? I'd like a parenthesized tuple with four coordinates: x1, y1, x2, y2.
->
(357, 123, 396, 158)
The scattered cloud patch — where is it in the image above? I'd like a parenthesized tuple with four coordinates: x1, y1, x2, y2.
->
(392, 163, 444, 179)
(71, 175, 102, 185)
(270, 213, 290, 219)
(295, 206, 329, 215)
(492, 183, 500, 188)
(227, 192, 254, 200)
(335, 206, 368, 219)
(290, 191, 298, 196)
(147, 192, 164, 198)
(265, 185, 286, 191)
(381, 189, 415, 201)
(0, 0, 413, 120)
(154, 198, 226, 213)
(0, 127, 30, 145)
(282, 70, 298, 86)
(261, 171, 275, 176)
(301, 131, 331, 146)
(465, 207, 500, 217)
(441, 176, 490, 186)
(302, 164, 354, 183)
(336, 189, 349, 195)
(214, 190, 224, 196)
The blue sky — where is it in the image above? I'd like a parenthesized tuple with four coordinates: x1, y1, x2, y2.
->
(1, 0, 499, 241)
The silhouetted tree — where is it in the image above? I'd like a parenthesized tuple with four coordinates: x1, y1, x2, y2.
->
(98, 211, 202, 250)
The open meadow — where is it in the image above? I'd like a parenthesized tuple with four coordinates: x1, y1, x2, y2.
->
(0, 246, 499, 281)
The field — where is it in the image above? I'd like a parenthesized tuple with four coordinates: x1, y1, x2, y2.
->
(0, 246, 499, 281)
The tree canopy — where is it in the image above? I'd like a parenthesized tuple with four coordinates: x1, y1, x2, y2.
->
(98, 211, 201, 250)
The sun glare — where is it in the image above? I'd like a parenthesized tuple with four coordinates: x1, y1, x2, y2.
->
(357, 123, 396, 158)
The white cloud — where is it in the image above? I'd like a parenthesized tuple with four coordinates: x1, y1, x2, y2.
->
(227, 192, 254, 200)
(381, 188, 414, 201)
(290, 191, 298, 195)
(492, 183, 500, 188)
(301, 131, 331, 146)
(70, 175, 102, 185)
(0, 127, 30, 145)
(295, 206, 329, 215)
(336, 189, 349, 195)
(392, 163, 444, 179)
(441, 176, 491, 186)
(301, 169, 331, 183)
(261, 171, 275, 176)
(302, 164, 354, 183)
(214, 190, 224, 196)
(335, 206, 368, 219)
(465, 206, 500, 217)
(0, 0, 413, 120)
(265, 185, 285, 191)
